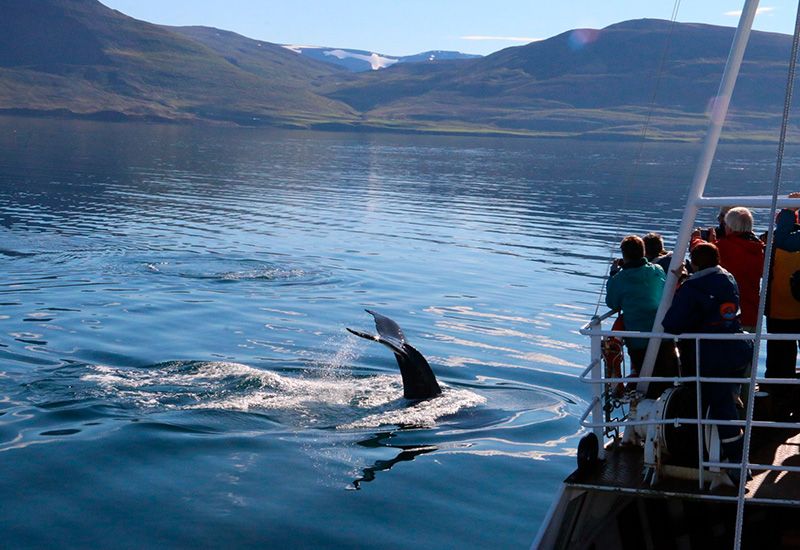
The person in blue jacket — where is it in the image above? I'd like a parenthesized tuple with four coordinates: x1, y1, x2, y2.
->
(606, 235, 677, 396)
(662, 242, 752, 477)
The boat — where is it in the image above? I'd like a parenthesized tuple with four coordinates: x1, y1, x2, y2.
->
(533, 1, 800, 548)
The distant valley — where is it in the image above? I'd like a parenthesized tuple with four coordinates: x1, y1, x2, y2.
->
(278, 45, 481, 72)
(0, 0, 795, 141)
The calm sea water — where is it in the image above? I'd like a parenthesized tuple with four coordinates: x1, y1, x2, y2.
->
(0, 117, 794, 548)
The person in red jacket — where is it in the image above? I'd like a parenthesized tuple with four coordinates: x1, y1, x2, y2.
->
(691, 207, 765, 332)
(718, 207, 766, 331)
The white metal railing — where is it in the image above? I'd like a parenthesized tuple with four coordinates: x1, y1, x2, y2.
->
(695, 196, 800, 209)
(530, 2, 800, 548)
(577, 311, 800, 505)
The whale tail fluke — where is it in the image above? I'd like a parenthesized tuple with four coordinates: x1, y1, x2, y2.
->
(347, 310, 442, 400)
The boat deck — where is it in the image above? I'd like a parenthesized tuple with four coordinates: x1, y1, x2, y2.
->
(566, 428, 800, 505)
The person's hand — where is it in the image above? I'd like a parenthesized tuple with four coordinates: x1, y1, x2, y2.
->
(671, 265, 688, 279)
(691, 227, 714, 242)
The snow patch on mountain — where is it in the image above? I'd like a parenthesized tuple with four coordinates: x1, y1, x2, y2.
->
(283, 45, 318, 54)
(323, 49, 398, 70)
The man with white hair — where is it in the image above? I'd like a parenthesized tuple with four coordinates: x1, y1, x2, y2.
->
(719, 207, 765, 332)
(691, 206, 764, 332)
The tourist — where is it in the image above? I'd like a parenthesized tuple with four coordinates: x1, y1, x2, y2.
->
(765, 193, 800, 412)
(662, 242, 752, 477)
(693, 207, 765, 332)
(693, 206, 732, 245)
(720, 207, 765, 332)
(716, 206, 733, 240)
(606, 235, 677, 396)
(643, 232, 672, 273)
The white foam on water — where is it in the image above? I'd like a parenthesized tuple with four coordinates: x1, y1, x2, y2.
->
(339, 388, 486, 429)
(140, 256, 312, 283)
(218, 268, 306, 281)
(80, 361, 485, 429)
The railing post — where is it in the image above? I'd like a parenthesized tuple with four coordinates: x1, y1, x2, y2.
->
(694, 337, 705, 490)
(589, 315, 606, 459)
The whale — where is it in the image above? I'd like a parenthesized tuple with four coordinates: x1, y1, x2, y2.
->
(347, 310, 442, 400)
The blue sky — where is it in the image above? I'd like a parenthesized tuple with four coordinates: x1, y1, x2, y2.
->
(101, 1, 797, 56)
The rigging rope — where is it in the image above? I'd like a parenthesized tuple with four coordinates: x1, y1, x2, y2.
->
(734, 1, 800, 547)
(593, 0, 683, 316)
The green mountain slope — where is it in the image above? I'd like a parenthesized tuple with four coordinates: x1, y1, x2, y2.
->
(0, 0, 356, 125)
(321, 19, 794, 140)
(165, 26, 346, 87)
(0, 3, 795, 141)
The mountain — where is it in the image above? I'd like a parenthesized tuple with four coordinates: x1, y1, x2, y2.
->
(320, 19, 794, 140)
(280, 45, 481, 72)
(399, 50, 483, 65)
(0, 4, 795, 141)
(167, 26, 346, 84)
(0, 0, 356, 125)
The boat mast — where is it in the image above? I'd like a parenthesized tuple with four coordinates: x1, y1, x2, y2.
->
(637, 0, 761, 392)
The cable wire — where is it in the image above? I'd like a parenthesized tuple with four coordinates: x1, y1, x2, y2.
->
(593, 0, 683, 316)
(734, 1, 800, 547)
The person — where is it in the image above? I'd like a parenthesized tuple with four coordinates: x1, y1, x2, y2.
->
(606, 235, 677, 396)
(715, 206, 733, 240)
(765, 193, 800, 408)
(693, 206, 732, 245)
(720, 208, 765, 332)
(662, 242, 752, 478)
(692, 207, 765, 332)
(643, 232, 673, 273)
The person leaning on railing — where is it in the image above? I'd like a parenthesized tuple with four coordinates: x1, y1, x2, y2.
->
(662, 242, 752, 480)
(765, 191, 800, 415)
(606, 235, 678, 397)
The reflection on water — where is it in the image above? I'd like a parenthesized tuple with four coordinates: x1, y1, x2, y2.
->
(351, 432, 438, 490)
(1, 117, 798, 548)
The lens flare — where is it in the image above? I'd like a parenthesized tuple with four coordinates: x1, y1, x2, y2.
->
(568, 29, 601, 50)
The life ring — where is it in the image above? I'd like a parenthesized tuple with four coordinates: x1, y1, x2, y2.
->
(602, 316, 625, 397)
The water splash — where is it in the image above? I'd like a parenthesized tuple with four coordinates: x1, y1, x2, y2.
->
(218, 267, 307, 281)
(144, 257, 312, 283)
(80, 361, 485, 429)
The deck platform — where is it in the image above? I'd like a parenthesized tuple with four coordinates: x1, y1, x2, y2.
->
(565, 428, 800, 505)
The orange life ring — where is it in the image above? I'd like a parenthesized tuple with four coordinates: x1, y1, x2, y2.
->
(602, 316, 625, 398)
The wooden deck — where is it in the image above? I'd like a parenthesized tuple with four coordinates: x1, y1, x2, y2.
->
(566, 428, 800, 505)
(748, 429, 800, 502)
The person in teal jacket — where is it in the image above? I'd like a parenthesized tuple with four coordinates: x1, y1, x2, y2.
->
(606, 235, 678, 395)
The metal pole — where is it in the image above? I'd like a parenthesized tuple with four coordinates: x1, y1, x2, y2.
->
(694, 338, 705, 489)
(637, 0, 761, 394)
(590, 316, 606, 459)
(734, 2, 800, 547)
